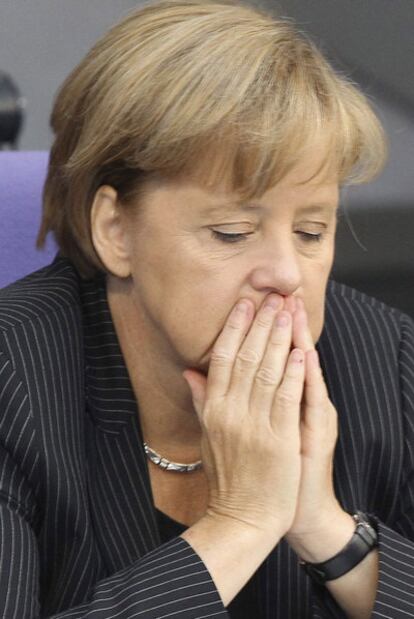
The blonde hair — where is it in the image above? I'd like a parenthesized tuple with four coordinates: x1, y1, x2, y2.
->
(38, 0, 386, 278)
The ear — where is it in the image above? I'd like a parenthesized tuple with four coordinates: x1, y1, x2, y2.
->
(90, 185, 132, 278)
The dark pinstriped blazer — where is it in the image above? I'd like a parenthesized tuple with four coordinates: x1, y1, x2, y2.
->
(0, 256, 414, 619)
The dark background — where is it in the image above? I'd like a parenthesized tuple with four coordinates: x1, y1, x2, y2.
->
(0, 0, 413, 316)
(272, 0, 414, 318)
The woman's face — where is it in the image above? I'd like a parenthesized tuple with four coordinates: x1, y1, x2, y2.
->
(115, 156, 339, 374)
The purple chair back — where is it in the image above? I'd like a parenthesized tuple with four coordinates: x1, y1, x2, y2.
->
(0, 151, 57, 289)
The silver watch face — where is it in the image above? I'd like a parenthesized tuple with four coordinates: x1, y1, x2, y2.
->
(354, 512, 377, 543)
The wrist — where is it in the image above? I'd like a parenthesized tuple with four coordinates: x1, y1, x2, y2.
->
(287, 508, 355, 564)
(204, 506, 286, 541)
(182, 511, 283, 607)
(299, 512, 378, 586)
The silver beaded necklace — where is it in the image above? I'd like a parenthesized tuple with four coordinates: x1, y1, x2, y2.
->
(143, 442, 202, 473)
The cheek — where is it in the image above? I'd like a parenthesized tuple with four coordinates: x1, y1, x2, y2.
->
(302, 258, 332, 343)
(155, 260, 243, 363)
(162, 295, 233, 370)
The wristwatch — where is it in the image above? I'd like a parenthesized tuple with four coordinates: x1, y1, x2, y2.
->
(300, 511, 378, 585)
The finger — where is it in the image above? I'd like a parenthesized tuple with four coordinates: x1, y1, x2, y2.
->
(284, 295, 297, 314)
(227, 294, 283, 399)
(305, 349, 329, 407)
(302, 349, 337, 453)
(302, 349, 331, 437)
(270, 348, 305, 435)
(292, 298, 314, 352)
(249, 310, 293, 414)
(206, 299, 254, 400)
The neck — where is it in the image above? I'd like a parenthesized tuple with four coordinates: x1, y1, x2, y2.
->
(107, 277, 203, 460)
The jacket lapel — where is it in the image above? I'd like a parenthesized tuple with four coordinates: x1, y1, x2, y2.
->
(81, 275, 160, 575)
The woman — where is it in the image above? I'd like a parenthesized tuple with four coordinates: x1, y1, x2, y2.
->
(1, 1, 413, 617)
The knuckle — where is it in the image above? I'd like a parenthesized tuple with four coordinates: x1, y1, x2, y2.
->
(255, 366, 278, 387)
(269, 331, 288, 347)
(226, 318, 242, 331)
(275, 389, 298, 408)
(236, 348, 261, 368)
(255, 313, 273, 329)
(210, 348, 233, 366)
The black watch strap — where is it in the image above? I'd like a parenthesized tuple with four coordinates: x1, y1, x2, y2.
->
(301, 512, 378, 585)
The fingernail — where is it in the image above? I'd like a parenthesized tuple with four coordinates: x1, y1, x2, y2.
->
(235, 301, 249, 314)
(291, 348, 304, 363)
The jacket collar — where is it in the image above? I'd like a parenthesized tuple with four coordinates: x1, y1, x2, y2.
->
(81, 273, 141, 433)
(80, 273, 161, 569)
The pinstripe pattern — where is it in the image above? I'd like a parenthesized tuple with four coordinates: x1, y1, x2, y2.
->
(0, 256, 413, 618)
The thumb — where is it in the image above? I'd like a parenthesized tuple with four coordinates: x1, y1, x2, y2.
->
(182, 369, 207, 418)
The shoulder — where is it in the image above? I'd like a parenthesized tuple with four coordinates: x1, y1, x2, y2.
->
(0, 256, 82, 333)
(0, 257, 85, 380)
(319, 280, 414, 391)
(324, 279, 413, 346)
(0, 259, 91, 507)
(326, 279, 407, 321)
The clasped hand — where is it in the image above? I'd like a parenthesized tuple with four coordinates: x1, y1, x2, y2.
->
(183, 294, 351, 559)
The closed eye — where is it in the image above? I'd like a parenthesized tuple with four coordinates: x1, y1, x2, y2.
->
(211, 230, 325, 244)
(296, 231, 323, 243)
(211, 230, 251, 243)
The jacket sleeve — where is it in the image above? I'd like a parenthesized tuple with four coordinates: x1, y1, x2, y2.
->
(310, 313, 414, 619)
(0, 349, 227, 619)
(371, 313, 414, 617)
(50, 537, 228, 619)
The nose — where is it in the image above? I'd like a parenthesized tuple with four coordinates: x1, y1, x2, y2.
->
(247, 238, 302, 297)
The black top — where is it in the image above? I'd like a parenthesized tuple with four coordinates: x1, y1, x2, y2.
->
(155, 508, 259, 618)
